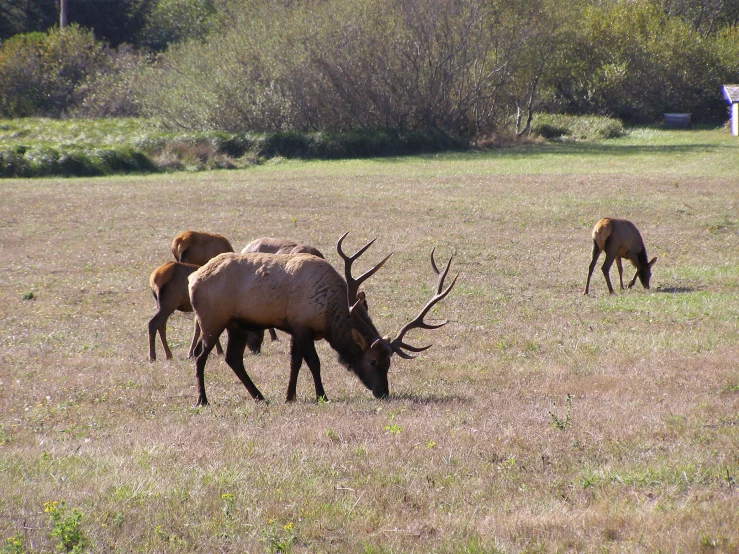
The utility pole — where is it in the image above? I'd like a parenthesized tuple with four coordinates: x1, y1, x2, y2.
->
(60, 0, 68, 28)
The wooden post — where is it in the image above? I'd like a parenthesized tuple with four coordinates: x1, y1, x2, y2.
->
(60, 0, 68, 28)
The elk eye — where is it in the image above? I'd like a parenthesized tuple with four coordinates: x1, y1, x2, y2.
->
(369, 359, 377, 368)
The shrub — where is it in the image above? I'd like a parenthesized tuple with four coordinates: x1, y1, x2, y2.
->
(0, 26, 144, 118)
(0, 33, 46, 117)
(530, 114, 625, 141)
(136, 0, 216, 51)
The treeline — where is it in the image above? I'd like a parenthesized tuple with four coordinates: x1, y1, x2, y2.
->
(1, 0, 738, 137)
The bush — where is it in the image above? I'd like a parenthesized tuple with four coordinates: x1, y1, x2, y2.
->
(541, 0, 733, 123)
(136, 0, 551, 136)
(530, 114, 625, 141)
(136, 0, 216, 51)
(0, 26, 144, 118)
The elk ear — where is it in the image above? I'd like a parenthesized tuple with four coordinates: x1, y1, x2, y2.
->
(648, 257, 657, 267)
(351, 328, 369, 350)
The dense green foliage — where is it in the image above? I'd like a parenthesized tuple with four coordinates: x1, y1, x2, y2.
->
(0, 25, 140, 118)
(1, 0, 738, 136)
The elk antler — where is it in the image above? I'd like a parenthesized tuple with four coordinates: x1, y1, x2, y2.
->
(337, 231, 392, 305)
(384, 248, 459, 359)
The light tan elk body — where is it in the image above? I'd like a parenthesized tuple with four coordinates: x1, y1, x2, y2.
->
(584, 218, 657, 295)
(242, 237, 369, 310)
(148, 262, 225, 361)
(188, 233, 457, 405)
(171, 231, 233, 265)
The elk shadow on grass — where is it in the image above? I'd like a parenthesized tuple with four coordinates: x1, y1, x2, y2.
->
(290, 393, 471, 405)
(653, 286, 697, 294)
(389, 392, 472, 405)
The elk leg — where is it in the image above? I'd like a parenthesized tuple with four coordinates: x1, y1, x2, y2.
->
(584, 241, 600, 295)
(194, 338, 217, 407)
(269, 328, 278, 341)
(616, 257, 625, 290)
(224, 327, 265, 402)
(148, 309, 173, 361)
(299, 335, 327, 402)
(286, 337, 302, 402)
(600, 252, 616, 294)
(188, 318, 201, 358)
(246, 330, 266, 355)
(627, 256, 640, 288)
(190, 318, 224, 358)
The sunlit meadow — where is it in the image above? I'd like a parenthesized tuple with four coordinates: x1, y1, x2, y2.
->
(1, 128, 737, 553)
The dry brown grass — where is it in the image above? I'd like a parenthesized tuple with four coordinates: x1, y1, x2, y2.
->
(1, 133, 738, 553)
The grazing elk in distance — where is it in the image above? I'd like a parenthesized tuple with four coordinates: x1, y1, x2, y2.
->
(585, 218, 657, 295)
(148, 262, 226, 361)
(188, 232, 458, 406)
(171, 230, 233, 265)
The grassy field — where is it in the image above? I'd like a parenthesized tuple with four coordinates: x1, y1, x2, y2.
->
(1, 128, 738, 553)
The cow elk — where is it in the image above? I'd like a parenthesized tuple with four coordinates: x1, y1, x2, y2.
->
(584, 218, 657, 295)
(188, 232, 458, 406)
(171, 230, 233, 265)
(242, 237, 324, 259)
(149, 230, 236, 360)
(148, 262, 225, 361)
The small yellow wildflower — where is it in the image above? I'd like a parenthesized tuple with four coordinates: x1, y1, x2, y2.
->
(44, 501, 59, 513)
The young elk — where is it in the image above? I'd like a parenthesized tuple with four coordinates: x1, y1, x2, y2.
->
(188, 232, 458, 406)
(149, 230, 234, 360)
(148, 262, 225, 361)
(584, 218, 657, 295)
(171, 230, 233, 265)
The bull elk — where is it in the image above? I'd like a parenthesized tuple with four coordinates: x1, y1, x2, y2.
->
(188, 232, 458, 405)
(148, 262, 227, 361)
(584, 218, 657, 295)
(171, 230, 233, 265)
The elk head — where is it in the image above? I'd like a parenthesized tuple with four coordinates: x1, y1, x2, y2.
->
(337, 233, 458, 398)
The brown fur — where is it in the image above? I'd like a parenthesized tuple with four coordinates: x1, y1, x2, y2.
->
(189, 252, 394, 405)
(585, 218, 657, 295)
(242, 237, 324, 259)
(148, 262, 224, 361)
(171, 231, 233, 265)
(241, 236, 368, 312)
(241, 237, 326, 343)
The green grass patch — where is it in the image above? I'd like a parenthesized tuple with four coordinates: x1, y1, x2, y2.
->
(0, 118, 465, 178)
(530, 113, 626, 140)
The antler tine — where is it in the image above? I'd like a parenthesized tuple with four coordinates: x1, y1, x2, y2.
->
(389, 252, 459, 357)
(430, 246, 440, 276)
(337, 231, 392, 304)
